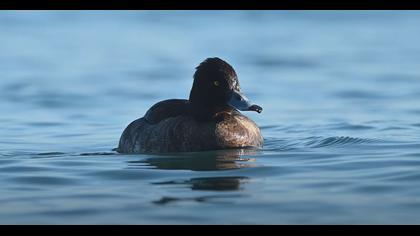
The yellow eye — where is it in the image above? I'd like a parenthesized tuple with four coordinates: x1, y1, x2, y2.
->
(213, 80, 220, 86)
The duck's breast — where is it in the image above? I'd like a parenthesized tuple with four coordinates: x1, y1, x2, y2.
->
(215, 114, 263, 148)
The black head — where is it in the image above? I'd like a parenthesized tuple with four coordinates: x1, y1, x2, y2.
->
(189, 57, 262, 119)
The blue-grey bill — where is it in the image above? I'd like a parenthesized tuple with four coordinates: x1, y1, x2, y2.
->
(228, 91, 262, 113)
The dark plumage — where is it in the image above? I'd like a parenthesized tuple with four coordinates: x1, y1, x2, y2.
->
(117, 57, 263, 153)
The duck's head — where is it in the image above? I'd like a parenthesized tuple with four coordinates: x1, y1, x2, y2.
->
(189, 57, 262, 119)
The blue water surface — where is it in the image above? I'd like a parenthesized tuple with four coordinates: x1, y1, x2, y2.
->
(1, 10, 420, 224)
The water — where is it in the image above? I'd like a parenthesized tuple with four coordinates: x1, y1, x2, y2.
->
(1, 10, 420, 224)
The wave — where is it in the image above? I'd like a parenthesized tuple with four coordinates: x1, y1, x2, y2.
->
(303, 136, 376, 148)
(33, 151, 117, 158)
(263, 136, 378, 151)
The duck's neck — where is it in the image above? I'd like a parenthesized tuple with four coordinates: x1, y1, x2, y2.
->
(189, 101, 233, 122)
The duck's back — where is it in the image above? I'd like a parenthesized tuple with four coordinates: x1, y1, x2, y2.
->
(117, 99, 263, 153)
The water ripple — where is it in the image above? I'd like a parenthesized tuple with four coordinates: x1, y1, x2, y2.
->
(326, 122, 375, 131)
(264, 136, 377, 150)
(9, 176, 79, 185)
(0, 166, 50, 173)
(304, 136, 375, 148)
(249, 55, 320, 69)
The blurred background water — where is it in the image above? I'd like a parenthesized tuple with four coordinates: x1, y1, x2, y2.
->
(1, 10, 420, 224)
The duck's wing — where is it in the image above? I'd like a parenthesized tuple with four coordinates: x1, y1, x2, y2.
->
(144, 99, 190, 124)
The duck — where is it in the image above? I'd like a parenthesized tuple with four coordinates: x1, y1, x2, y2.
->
(117, 57, 263, 153)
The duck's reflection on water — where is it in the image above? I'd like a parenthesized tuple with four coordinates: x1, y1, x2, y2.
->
(126, 149, 260, 205)
(151, 175, 250, 205)
(153, 176, 249, 191)
(127, 148, 260, 171)
(152, 193, 245, 205)
(151, 176, 249, 205)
